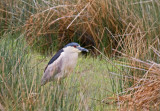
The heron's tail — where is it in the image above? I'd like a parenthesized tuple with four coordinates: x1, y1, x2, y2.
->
(41, 77, 47, 86)
(41, 70, 53, 86)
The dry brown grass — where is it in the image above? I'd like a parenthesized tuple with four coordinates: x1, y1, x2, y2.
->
(25, 1, 96, 50)
(119, 63, 160, 110)
(112, 38, 160, 110)
(1, 0, 160, 56)
(22, 0, 142, 54)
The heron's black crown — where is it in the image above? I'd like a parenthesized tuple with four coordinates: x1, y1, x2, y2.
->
(64, 42, 80, 47)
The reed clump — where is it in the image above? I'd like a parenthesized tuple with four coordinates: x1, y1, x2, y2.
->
(2, 0, 159, 55)
(114, 40, 160, 110)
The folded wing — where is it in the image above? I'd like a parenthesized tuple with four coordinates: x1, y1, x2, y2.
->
(41, 49, 64, 86)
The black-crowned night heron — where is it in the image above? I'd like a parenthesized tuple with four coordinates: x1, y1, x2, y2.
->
(41, 42, 89, 86)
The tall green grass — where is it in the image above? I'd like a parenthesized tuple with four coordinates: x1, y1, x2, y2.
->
(0, 33, 121, 110)
(0, 33, 34, 109)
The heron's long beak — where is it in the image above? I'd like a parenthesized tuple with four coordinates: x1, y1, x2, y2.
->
(77, 46, 89, 52)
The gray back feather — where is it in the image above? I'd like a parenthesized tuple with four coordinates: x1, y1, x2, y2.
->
(41, 55, 63, 86)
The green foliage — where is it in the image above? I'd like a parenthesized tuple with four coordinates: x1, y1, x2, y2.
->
(0, 33, 31, 109)
(0, 33, 120, 110)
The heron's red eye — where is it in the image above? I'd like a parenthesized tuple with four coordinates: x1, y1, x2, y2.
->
(73, 45, 77, 48)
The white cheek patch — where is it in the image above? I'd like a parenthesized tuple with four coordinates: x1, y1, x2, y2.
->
(75, 48, 81, 52)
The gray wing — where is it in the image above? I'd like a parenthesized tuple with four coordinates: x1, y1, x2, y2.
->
(41, 55, 63, 86)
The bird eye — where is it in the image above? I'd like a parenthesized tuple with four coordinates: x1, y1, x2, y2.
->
(73, 45, 77, 48)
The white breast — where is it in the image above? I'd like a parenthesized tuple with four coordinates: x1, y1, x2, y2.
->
(63, 52, 78, 74)
(53, 52, 78, 80)
(54, 46, 79, 79)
